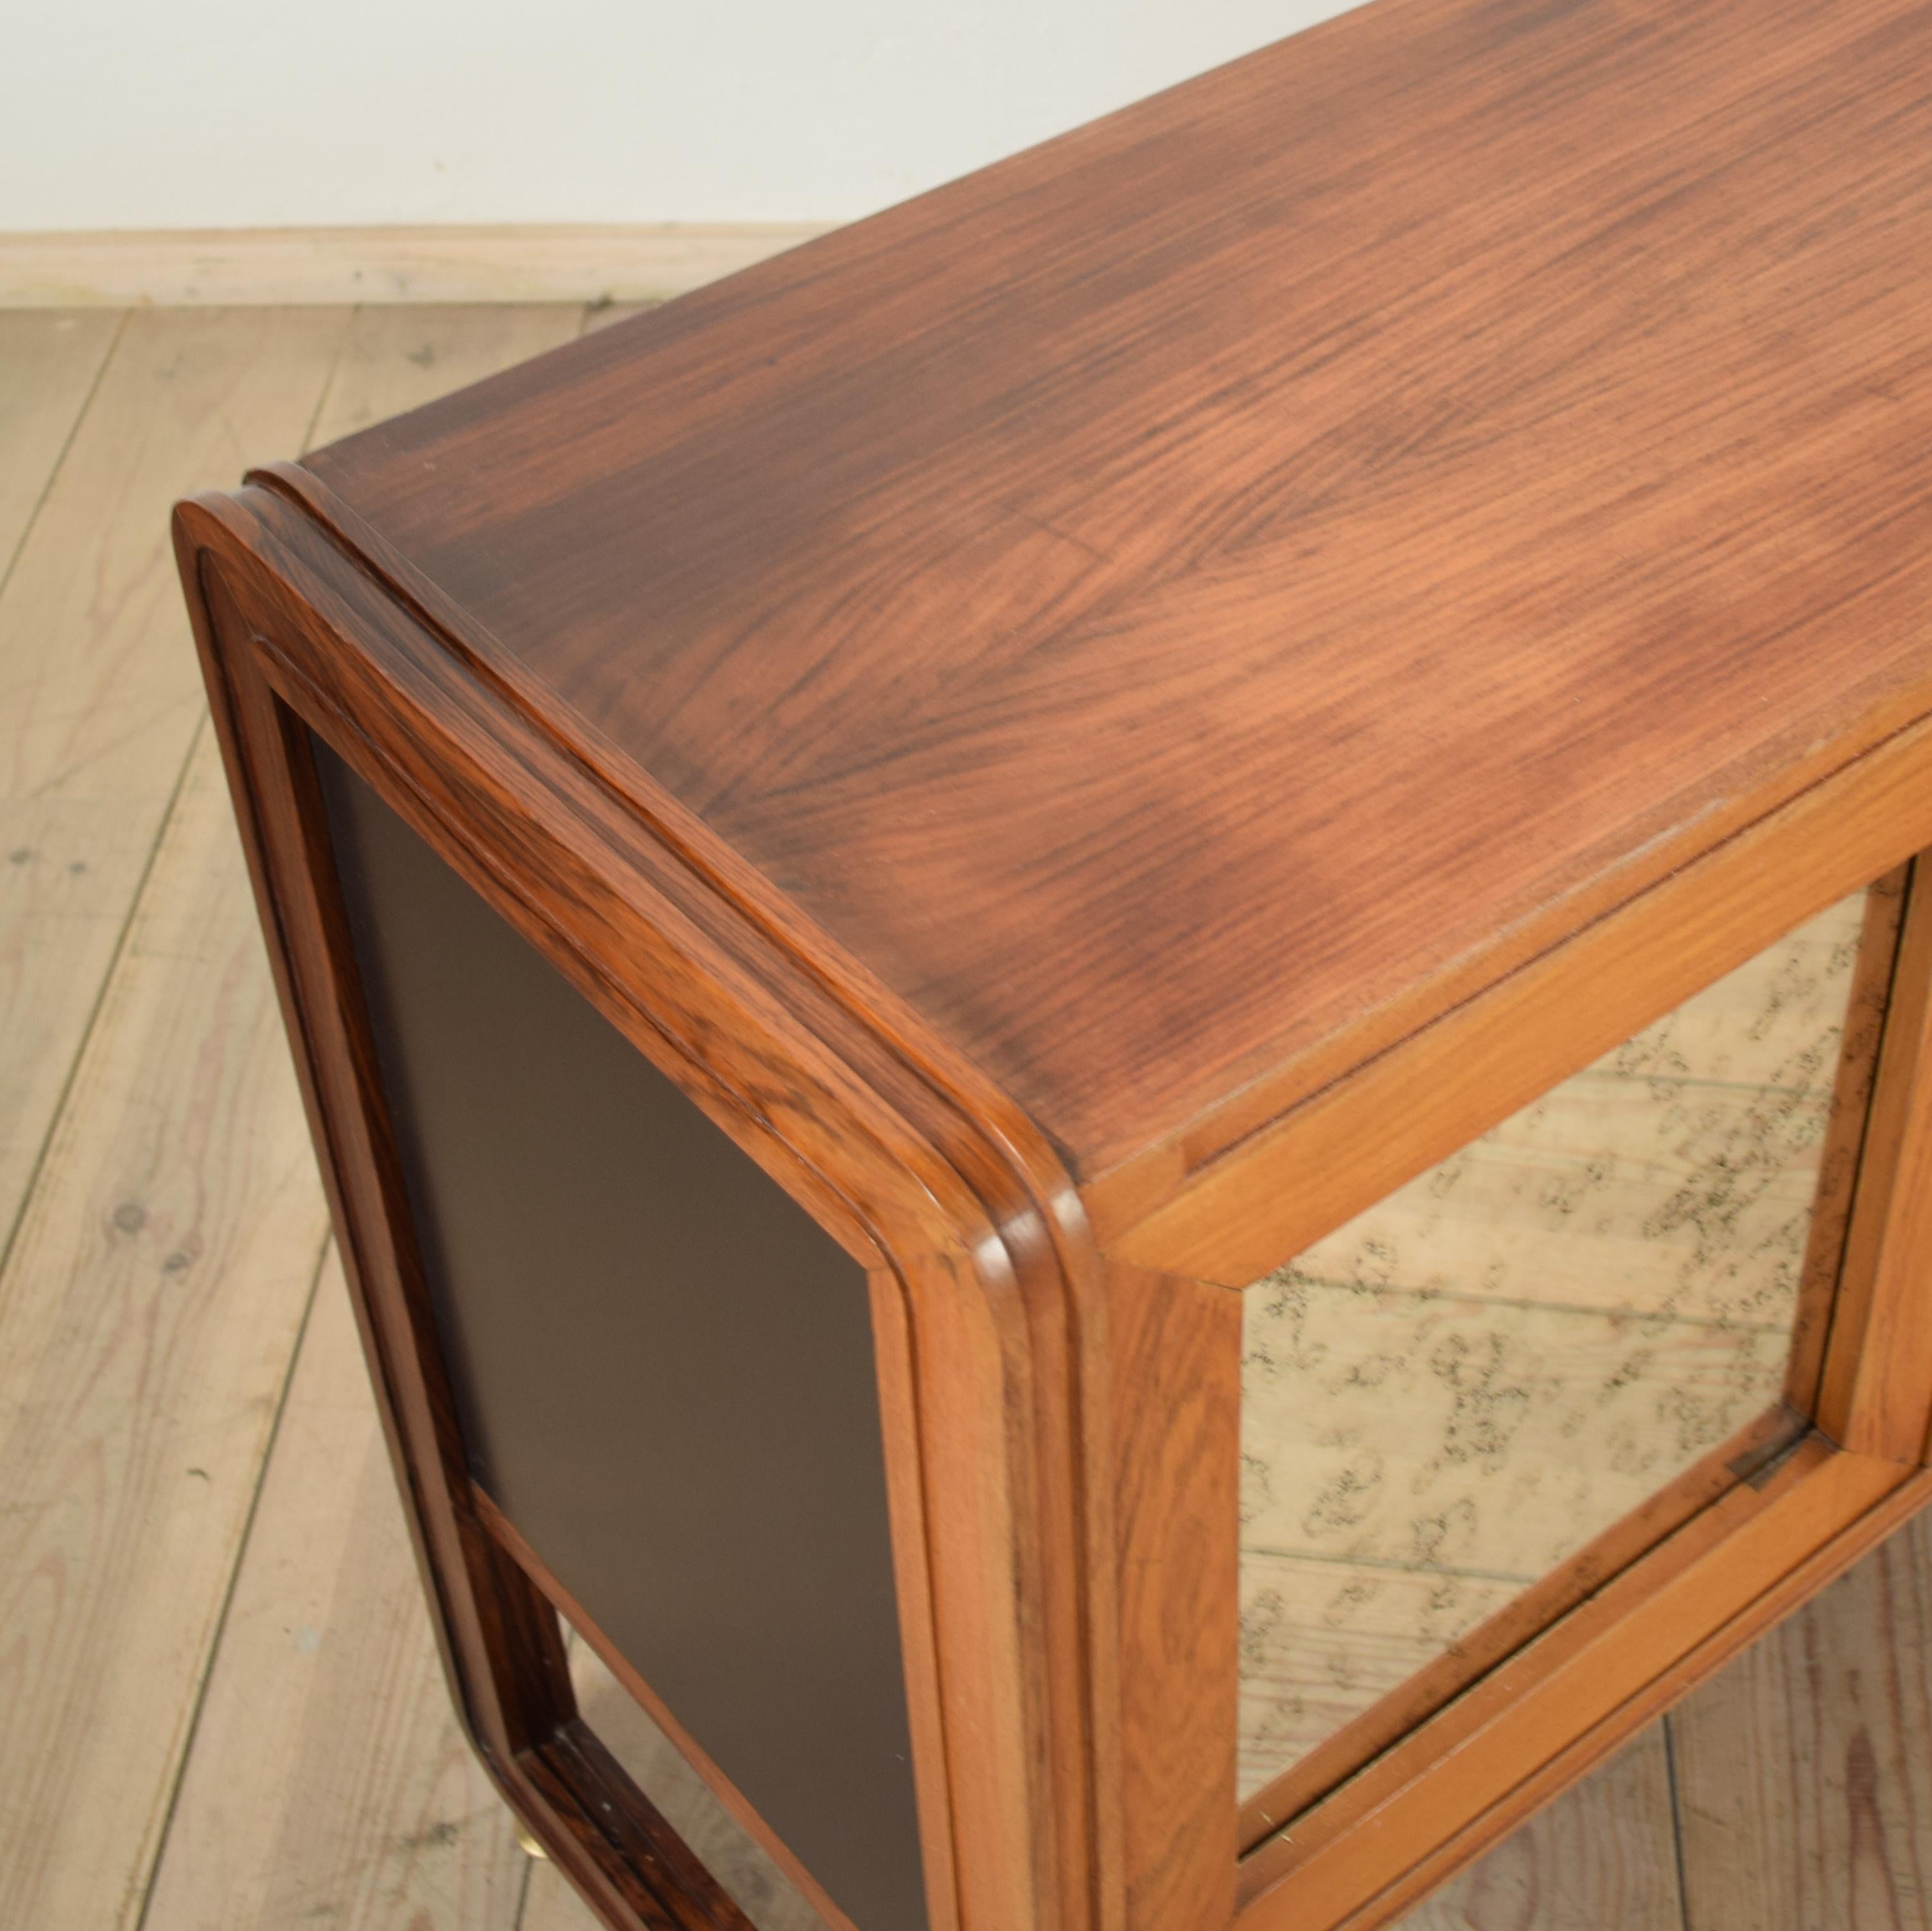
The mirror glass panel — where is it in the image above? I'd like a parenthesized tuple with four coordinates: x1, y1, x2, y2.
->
(1238, 882, 1898, 1801)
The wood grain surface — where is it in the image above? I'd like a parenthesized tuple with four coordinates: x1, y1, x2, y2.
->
(1395, 1724, 1684, 1931)
(290, 0, 1932, 1202)
(0, 225, 825, 310)
(0, 306, 347, 1246)
(1114, 725, 1932, 1290)
(0, 309, 119, 576)
(1671, 1510, 1932, 1931)
(0, 727, 333, 1928)
(1107, 1260, 1240, 1931)
(138, 1257, 531, 1931)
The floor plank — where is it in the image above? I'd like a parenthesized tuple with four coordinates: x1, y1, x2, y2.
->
(516, 1856, 602, 1930)
(127, 301, 590, 1931)
(0, 309, 122, 582)
(0, 728, 335, 1930)
(139, 1259, 531, 1931)
(306, 303, 597, 446)
(0, 306, 349, 1251)
(1671, 1507, 1932, 1931)
(1395, 1725, 1685, 1930)
(581, 297, 662, 335)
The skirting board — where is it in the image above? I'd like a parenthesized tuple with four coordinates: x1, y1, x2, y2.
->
(0, 224, 837, 308)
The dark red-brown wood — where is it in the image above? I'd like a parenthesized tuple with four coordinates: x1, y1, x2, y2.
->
(285, 0, 1932, 1201)
(173, 492, 1102, 1931)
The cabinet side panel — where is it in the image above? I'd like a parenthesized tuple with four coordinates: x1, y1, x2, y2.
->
(310, 732, 926, 1931)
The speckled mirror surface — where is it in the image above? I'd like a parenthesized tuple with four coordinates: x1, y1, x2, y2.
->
(1237, 883, 1898, 1801)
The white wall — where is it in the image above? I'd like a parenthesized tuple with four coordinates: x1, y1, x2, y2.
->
(0, 0, 1358, 231)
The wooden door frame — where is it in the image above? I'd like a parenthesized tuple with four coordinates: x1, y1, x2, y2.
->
(1094, 723, 1932, 1931)
(174, 481, 1116, 1931)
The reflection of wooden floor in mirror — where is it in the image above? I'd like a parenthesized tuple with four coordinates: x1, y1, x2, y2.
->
(563, 1641, 821, 1931)
(1240, 888, 1885, 1795)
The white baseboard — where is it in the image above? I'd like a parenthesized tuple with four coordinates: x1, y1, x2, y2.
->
(0, 223, 837, 307)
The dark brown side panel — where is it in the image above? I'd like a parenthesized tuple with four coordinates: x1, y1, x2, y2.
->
(309, 732, 927, 1931)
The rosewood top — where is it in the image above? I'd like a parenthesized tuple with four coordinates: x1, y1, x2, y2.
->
(282, 0, 1932, 1194)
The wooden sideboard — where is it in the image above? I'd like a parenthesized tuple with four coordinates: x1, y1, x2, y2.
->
(173, 1, 1932, 1926)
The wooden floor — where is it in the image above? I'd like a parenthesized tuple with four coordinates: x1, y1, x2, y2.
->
(1, 302, 1929, 1931)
